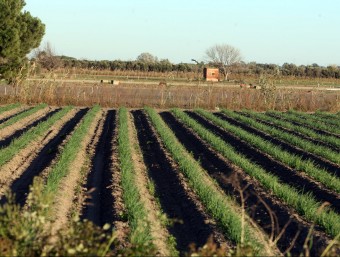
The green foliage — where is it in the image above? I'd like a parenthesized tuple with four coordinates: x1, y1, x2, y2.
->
(145, 107, 270, 255)
(117, 107, 154, 246)
(171, 108, 340, 238)
(0, 0, 45, 82)
(0, 103, 47, 130)
(272, 110, 340, 136)
(0, 106, 72, 167)
(224, 109, 340, 165)
(0, 178, 156, 256)
(43, 106, 99, 200)
(199, 109, 340, 194)
(0, 103, 20, 114)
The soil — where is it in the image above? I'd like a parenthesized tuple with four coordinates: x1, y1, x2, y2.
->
(132, 110, 232, 253)
(52, 109, 103, 232)
(160, 111, 337, 256)
(0, 106, 29, 124)
(0, 108, 78, 198)
(81, 110, 129, 245)
(7, 108, 88, 206)
(127, 111, 171, 256)
(81, 110, 119, 226)
(216, 112, 340, 176)
(185, 111, 340, 213)
(0, 107, 61, 149)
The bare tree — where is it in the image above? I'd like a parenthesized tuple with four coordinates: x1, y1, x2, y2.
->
(33, 42, 62, 71)
(205, 44, 242, 80)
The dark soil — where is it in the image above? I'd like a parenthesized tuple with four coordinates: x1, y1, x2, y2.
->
(4, 108, 88, 206)
(0, 108, 32, 124)
(185, 111, 340, 214)
(0, 108, 62, 149)
(81, 110, 118, 226)
(216, 112, 340, 177)
(161, 111, 334, 256)
(132, 110, 223, 253)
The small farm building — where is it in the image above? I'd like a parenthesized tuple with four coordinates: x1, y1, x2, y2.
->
(203, 68, 219, 82)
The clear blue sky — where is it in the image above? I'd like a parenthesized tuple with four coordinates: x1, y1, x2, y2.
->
(24, 0, 340, 66)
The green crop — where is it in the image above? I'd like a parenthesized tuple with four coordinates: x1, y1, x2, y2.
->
(222, 109, 340, 165)
(0, 106, 73, 167)
(196, 109, 340, 194)
(117, 107, 154, 247)
(172, 108, 340, 238)
(0, 103, 47, 130)
(145, 107, 272, 255)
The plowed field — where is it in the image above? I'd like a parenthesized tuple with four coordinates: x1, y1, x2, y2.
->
(0, 104, 339, 256)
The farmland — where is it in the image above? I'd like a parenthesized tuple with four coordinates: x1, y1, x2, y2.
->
(0, 104, 339, 256)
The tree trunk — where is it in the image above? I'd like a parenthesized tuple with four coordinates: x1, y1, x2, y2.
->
(222, 67, 229, 81)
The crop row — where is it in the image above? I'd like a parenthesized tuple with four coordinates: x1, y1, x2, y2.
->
(195, 109, 340, 194)
(0, 104, 339, 256)
(222, 109, 340, 165)
(267, 110, 339, 136)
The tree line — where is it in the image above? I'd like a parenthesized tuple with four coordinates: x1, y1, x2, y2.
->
(39, 55, 340, 80)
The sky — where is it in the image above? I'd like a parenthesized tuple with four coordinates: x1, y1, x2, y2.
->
(24, 0, 340, 66)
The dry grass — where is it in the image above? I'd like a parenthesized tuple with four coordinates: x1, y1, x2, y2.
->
(0, 77, 339, 111)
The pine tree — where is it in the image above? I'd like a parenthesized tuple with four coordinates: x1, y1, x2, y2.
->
(0, 0, 45, 83)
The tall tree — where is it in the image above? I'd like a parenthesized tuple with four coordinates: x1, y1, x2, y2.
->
(0, 0, 45, 83)
(205, 44, 242, 80)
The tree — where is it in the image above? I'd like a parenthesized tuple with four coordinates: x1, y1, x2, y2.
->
(205, 44, 242, 80)
(34, 42, 62, 71)
(136, 52, 158, 63)
(0, 0, 45, 83)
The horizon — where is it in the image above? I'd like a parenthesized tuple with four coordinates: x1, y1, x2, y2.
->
(24, 0, 340, 67)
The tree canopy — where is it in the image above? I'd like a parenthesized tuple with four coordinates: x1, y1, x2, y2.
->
(0, 0, 45, 82)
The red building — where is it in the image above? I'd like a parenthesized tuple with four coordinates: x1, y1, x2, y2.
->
(203, 68, 219, 82)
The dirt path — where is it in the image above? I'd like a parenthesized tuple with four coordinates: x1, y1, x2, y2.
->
(7, 109, 88, 206)
(0, 108, 76, 198)
(132, 110, 231, 253)
(161, 111, 335, 256)
(51, 109, 103, 232)
(186, 111, 340, 213)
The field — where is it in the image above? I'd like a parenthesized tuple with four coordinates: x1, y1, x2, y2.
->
(0, 74, 340, 111)
(0, 103, 339, 256)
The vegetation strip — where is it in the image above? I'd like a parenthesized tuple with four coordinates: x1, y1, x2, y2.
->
(43, 106, 100, 200)
(145, 107, 275, 255)
(195, 109, 340, 194)
(268, 110, 339, 136)
(0, 103, 21, 115)
(117, 107, 153, 246)
(222, 110, 340, 165)
(171, 108, 340, 238)
(313, 111, 340, 126)
(0, 103, 47, 130)
(0, 106, 72, 167)
(52, 108, 102, 231)
(244, 110, 340, 149)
